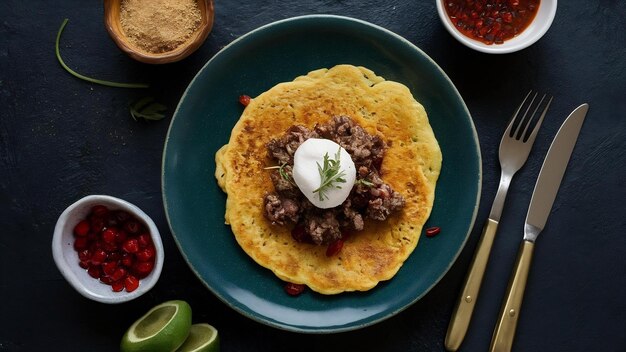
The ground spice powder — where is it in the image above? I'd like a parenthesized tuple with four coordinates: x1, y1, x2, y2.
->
(120, 0, 202, 54)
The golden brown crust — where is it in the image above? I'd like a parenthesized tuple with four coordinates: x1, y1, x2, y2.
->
(215, 65, 442, 294)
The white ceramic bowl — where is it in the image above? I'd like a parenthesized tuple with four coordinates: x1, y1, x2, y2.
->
(436, 0, 557, 54)
(52, 195, 164, 303)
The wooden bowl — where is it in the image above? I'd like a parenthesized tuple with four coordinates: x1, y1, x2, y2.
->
(104, 0, 214, 64)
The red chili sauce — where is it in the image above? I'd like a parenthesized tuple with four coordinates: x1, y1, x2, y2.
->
(444, 0, 541, 45)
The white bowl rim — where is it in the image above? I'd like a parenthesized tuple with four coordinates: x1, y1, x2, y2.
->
(52, 195, 164, 303)
(436, 0, 558, 54)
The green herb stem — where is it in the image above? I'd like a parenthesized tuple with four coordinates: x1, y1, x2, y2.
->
(264, 163, 293, 184)
(55, 18, 149, 89)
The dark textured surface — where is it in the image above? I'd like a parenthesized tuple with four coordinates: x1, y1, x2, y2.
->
(1, 1, 624, 351)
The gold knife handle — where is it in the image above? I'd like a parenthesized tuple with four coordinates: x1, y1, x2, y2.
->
(490, 240, 535, 352)
(445, 218, 499, 351)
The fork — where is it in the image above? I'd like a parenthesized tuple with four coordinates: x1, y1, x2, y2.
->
(444, 91, 553, 351)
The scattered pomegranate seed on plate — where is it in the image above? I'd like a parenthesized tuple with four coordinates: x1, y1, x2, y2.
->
(326, 239, 344, 257)
(239, 94, 251, 106)
(284, 282, 306, 296)
(425, 226, 441, 237)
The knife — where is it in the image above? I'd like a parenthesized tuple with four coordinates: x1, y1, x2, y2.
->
(489, 103, 589, 352)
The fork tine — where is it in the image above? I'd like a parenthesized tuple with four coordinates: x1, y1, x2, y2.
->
(504, 90, 533, 137)
(519, 94, 546, 140)
(513, 92, 538, 139)
(524, 95, 553, 143)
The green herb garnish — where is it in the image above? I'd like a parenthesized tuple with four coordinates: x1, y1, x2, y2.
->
(356, 178, 374, 187)
(313, 148, 347, 201)
(264, 163, 293, 184)
(129, 97, 167, 121)
(55, 18, 149, 89)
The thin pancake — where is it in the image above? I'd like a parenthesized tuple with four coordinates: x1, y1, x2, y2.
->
(215, 64, 441, 294)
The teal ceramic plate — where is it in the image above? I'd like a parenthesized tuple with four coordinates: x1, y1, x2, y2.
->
(163, 15, 481, 333)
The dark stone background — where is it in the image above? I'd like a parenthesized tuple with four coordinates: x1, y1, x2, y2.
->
(1, 1, 624, 351)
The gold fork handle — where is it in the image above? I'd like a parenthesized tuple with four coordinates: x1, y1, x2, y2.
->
(445, 218, 499, 351)
(490, 240, 535, 352)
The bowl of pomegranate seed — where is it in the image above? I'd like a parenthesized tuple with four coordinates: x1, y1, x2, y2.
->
(436, 0, 557, 54)
(52, 195, 164, 303)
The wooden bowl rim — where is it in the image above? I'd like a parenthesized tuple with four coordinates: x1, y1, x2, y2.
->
(103, 0, 214, 64)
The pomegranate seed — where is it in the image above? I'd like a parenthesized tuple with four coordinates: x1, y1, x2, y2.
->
(326, 239, 344, 257)
(87, 266, 101, 279)
(102, 261, 118, 276)
(111, 280, 125, 292)
(115, 211, 130, 223)
(122, 239, 139, 253)
(87, 232, 98, 243)
(238, 95, 251, 106)
(89, 240, 102, 252)
(74, 237, 88, 251)
(125, 275, 139, 292)
(90, 249, 108, 265)
(108, 251, 121, 262)
(79, 260, 90, 269)
(91, 205, 109, 218)
(137, 233, 152, 248)
(133, 261, 154, 278)
(284, 282, 306, 296)
(425, 226, 441, 237)
(136, 247, 155, 262)
(105, 214, 119, 227)
(121, 253, 134, 267)
(111, 267, 127, 282)
(103, 241, 118, 252)
(78, 249, 91, 262)
(115, 230, 128, 244)
(100, 275, 114, 285)
(74, 220, 90, 237)
(124, 220, 140, 234)
(90, 217, 105, 233)
(102, 228, 117, 243)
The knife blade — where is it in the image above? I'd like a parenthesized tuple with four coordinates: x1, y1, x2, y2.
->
(524, 103, 589, 242)
(490, 103, 589, 352)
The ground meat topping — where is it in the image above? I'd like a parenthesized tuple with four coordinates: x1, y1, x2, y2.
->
(264, 194, 300, 225)
(269, 165, 299, 198)
(314, 115, 385, 172)
(263, 116, 405, 245)
(266, 125, 318, 165)
(304, 210, 342, 245)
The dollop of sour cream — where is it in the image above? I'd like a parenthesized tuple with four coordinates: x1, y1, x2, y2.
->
(292, 138, 356, 209)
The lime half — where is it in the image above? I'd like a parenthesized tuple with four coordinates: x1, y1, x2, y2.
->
(121, 300, 192, 352)
(176, 323, 220, 352)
